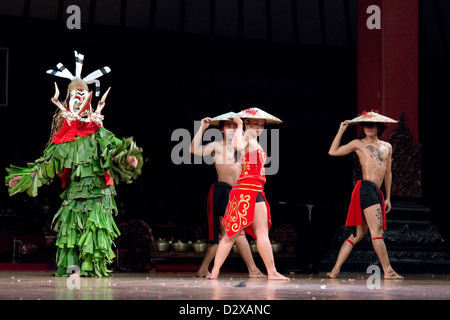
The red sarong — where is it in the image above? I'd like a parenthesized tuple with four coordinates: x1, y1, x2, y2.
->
(346, 180, 387, 230)
(222, 178, 271, 239)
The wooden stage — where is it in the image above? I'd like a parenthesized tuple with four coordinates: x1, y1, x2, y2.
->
(0, 270, 449, 301)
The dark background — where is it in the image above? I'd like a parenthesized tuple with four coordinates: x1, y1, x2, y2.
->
(0, 0, 448, 272)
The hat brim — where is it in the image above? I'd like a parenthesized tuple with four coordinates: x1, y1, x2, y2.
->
(236, 108, 282, 124)
(349, 112, 398, 124)
(208, 112, 237, 127)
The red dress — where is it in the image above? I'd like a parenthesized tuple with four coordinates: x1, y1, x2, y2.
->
(222, 148, 271, 239)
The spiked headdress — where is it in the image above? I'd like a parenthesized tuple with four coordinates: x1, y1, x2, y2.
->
(47, 51, 110, 97)
(46, 51, 111, 129)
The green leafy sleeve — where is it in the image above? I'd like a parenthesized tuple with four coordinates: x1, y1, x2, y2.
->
(96, 128, 144, 185)
(5, 144, 59, 197)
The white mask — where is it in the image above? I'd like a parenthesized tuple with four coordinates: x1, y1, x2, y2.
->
(68, 89, 91, 117)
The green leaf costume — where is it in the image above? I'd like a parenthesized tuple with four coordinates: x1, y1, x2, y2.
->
(5, 126, 143, 277)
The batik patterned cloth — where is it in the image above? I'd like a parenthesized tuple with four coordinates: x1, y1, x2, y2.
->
(223, 149, 271, 239)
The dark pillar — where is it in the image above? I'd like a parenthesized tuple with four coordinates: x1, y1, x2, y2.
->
(357, 0, 419, 143)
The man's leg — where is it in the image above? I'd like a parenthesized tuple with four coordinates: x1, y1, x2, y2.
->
(326, 222, 367, 279)
(206, 232, 239, 279)
(363, 204, 403, 280)
(234, 231, 265, 278)
(196, 244, 217, 277)
(196, 212, 223, 277)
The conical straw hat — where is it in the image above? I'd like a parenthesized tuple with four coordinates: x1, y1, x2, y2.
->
(209, 111, 237, 127)
(235, 107, 282, 124)
(349, 110, 398, 124)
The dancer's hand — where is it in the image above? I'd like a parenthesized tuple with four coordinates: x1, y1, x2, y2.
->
(385, 199, 392, 213)
(233, 115, 243, 126)
(201, 117, 212, 130)
(9, 176, 21, 188)
(127, 156, 138, 168)
(339, 120, 350, 132)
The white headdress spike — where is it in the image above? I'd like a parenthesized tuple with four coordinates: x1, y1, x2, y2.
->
(82, 67, 111, 82)
(83, 66, 111, 96)
(89, 79, 100, 97)
(74, 51, 84, 79)
(46, 62, 75, 80)
(47, 51, 111, 97)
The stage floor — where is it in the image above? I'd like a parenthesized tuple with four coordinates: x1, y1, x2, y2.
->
(0, 271, 449, 300)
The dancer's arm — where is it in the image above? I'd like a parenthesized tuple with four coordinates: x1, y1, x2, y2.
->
(328, 120, 358, 157)
(383, 143, 393, 213)
(190, 117, 216, 156)
(6, 144, 58, 197)
(232, 116, 246, 151)
(8, 175, 25, 188)
(107, 134, 143, 185)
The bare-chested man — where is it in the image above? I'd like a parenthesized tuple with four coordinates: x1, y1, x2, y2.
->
(326, 119, 403, 280)
(190, 116, 264, 278)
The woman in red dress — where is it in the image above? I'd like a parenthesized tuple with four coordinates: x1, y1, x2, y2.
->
(207, 108, 289, 280)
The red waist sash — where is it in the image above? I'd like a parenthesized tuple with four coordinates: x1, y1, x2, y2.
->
(345, 180, 387, 230)
(222, 178, 271, 239)
(207, 183, 216, 242)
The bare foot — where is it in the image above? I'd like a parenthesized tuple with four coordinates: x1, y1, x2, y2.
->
(206, 271, 219, 280)
(326, 270, 339, 279)
(384, 271, 404, 280)
(248, 268, 266, 278)
(196, 269, 210, 278)
(268, 272, 290, 281)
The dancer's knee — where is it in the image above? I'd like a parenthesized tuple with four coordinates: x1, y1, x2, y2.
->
(348, 234, 364, 245)
(252, 226, 268, 239)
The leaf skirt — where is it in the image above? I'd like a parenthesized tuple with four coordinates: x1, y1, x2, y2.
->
(52, 195, 120, 277)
